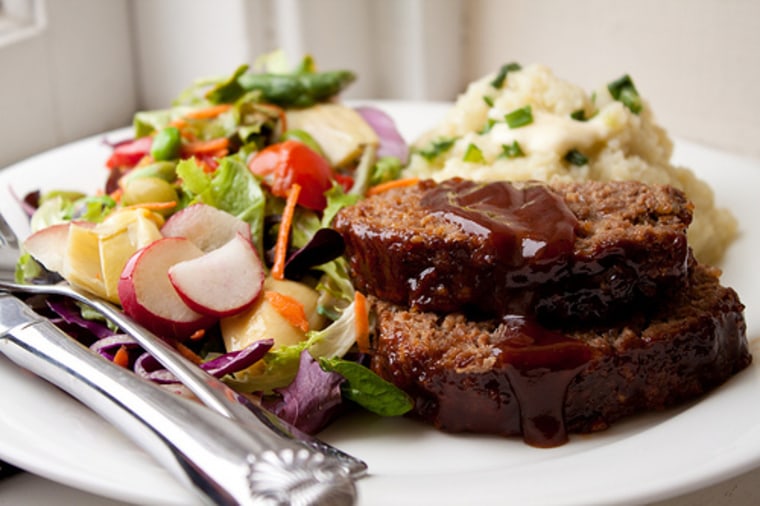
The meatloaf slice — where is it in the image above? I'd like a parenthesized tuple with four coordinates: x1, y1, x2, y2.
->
(333, 179, 693, 324)
(369, 262, 750, 447)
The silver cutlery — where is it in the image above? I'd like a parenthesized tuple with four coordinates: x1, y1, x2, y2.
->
(0, 292, 356, 505)
(0, 211, 367, 502)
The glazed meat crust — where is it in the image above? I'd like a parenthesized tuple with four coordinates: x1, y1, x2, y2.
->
(334, 179, 693, 324)
(369, 263, 750, 444)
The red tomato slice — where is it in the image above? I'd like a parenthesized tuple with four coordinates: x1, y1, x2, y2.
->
(333, 173, 354, 192)
(248, 140, 335, 211)
(106, 136, 153, 169)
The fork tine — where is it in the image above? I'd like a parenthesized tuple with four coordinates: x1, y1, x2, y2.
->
(0, 213, 21, 277)
(0, 213, 20, 249)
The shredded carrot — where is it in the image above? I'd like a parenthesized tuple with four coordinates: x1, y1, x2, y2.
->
(207, 149, 229, 159)
(366, 177, 420, 196)
(265, 290, 309, 332)
(182, 137, 230, 156)
(354, 291, 370, 353)
(168, 118, 188, 130)
(109, 187, 123, 203)
(183, 103, 233, 120)
(121, 201, 177, 212)
(271, 183, 301, 280)
(176, 342, 203, 365)
(113, 345, 130, 368)
(189, 328, 206, 341)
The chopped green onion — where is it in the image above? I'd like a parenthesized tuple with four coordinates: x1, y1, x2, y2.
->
(607, 74, 642, 114)
(479, 118, 497, 134)
(490, 62, 522, 89)
(565, 149, 589, 166)
(463, 143, 485, 163)
(483, 95, 495, 107)
(505, 105, 533, 128)
(416, 137, 456, 161)
(500, 141, 525, 159)
(570, 109, 587, 121)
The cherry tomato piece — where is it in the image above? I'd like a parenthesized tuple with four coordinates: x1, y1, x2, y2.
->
(248, 140, 335, 211)
(106, 136, 153, 169)
(332, 173, 354, 192)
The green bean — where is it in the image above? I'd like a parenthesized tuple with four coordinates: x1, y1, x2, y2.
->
(150, 127, 181, 161)
(204, 65, 248, 105)
(237, 70, 356, 108)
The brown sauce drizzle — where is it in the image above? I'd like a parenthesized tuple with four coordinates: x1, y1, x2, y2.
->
(495, 317, 593, 447)
(420, 178, 578, 268)
(420, 179, 593, 447)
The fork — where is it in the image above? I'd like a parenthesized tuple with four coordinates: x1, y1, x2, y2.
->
(0, 213, 367, 473)
(1, 291, 357, 505)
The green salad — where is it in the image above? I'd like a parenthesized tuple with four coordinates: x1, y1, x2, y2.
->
(17, 52, 412, 434)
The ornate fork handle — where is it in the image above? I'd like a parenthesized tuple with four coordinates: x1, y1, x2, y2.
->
(0, 279, 367, 478)
(0, 292, 356, 505)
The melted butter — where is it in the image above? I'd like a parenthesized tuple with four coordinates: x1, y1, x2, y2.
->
(490, 111, 601, 155)
(483, 103, 627, 159)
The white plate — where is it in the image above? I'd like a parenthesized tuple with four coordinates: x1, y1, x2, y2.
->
(0, 101, 758, 506)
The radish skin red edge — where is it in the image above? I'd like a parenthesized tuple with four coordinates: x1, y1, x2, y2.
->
(118, 237, 215, 339)
(168, 233, 265, 318)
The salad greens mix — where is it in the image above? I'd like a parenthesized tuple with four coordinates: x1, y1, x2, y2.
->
(17, 52, 413, 434)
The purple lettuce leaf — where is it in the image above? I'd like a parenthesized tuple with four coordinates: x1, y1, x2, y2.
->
(262, 349, 345, 435)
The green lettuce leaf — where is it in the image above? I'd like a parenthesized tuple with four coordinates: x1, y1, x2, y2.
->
(319, 357, 413, 417)
(321, 182, 359, 228)
(15, 252, 43, 283)
(224, 298, 358, 394)
(176, 157, 267, 252)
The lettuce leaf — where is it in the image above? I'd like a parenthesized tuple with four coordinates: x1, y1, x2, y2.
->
(262, 349, 344, 435)
(224, 299, 358, 394)
(319, 357, 413, 417)
(176, 157, 267, 251)
(321, 182, 359, 228)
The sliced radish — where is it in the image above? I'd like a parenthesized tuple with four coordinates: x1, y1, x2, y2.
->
(168, 234, 265, 318)
(22, 222, 72, 273)
(160, 203, 251, 252)
(118, 237, 215, 339)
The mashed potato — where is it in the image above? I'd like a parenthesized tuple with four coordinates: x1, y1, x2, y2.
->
(404, 64, 736, 265)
